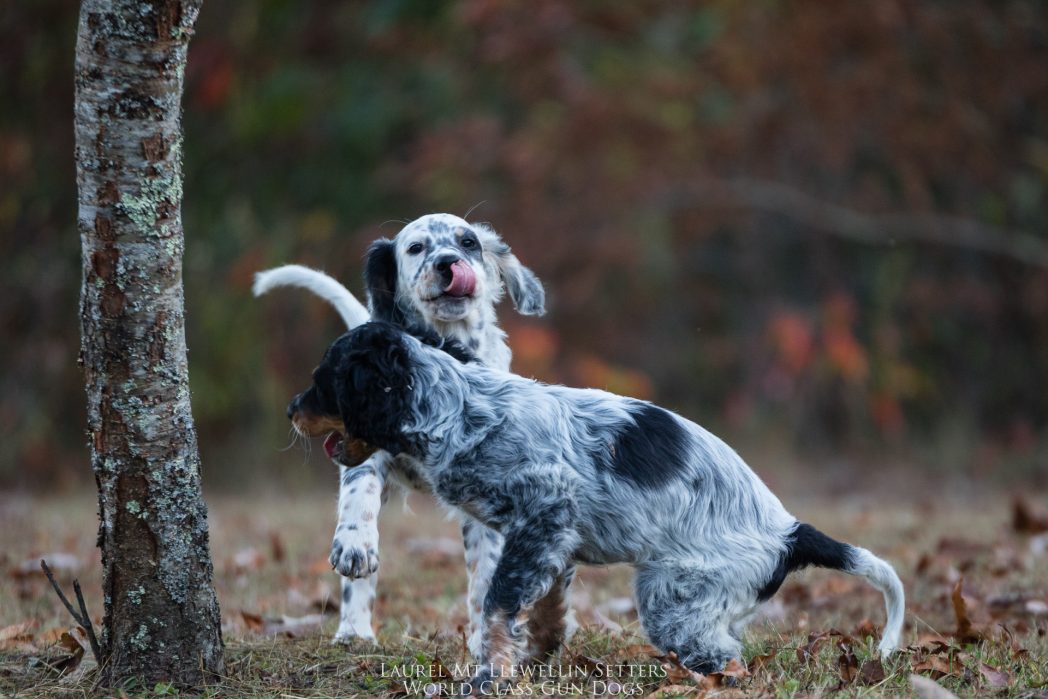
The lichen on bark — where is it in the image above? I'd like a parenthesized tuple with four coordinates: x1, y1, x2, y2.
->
(75, 0, 223, 687)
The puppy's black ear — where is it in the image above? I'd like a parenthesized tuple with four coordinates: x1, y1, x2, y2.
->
(336, 324, 413, 454)
(486, 239, 546, 316)
(364, 239, 403, 324)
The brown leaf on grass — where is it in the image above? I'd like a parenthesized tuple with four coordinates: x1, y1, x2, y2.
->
(912, 653, 964, 680)
(859, 657, 886, 685)
(706, 657, 749, 687)
(661, 651, 704, 683)
(1012, 497, 1048, 534)
(747, 650, 778, 673)
(430, 656, 454, 681)
(797, 629, 849, 663)
(951, 578, 984, 642)
(912, 633, 954, 652)
(837, 642, 859, 685)
(853, 618, 878, 640)
(976, 661, 1010, 688)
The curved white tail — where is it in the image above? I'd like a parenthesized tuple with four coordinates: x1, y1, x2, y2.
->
(253, 264, 370, 329)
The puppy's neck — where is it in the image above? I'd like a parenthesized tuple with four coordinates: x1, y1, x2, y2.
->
(427, 305, 511, 372)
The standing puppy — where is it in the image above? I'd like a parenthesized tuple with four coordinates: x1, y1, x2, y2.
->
(255, 214, 559, 652)
(288, 323, 905, 683)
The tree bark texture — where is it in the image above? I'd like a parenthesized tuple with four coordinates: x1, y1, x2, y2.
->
(74, 0, 223, 686)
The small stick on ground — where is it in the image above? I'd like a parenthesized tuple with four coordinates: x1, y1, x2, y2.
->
(40, 559, 104, 664)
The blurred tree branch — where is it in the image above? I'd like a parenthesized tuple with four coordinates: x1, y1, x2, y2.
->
(664, 179, 1048, 269)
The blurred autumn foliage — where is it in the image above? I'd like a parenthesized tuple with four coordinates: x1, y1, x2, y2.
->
(2, 1, 1047, 488)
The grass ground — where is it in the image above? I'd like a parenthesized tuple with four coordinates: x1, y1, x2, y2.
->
(1, 473, 1046, 697)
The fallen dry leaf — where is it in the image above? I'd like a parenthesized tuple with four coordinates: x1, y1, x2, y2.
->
(859, 657, 887, 685)
(796, 629, 848, 663)
(1012, 497, 1048, 534)
(747, 650, 778, 673)
(951, 578, 984, 642)
(837, 642, 859, 685)
(706, 657, 749, 686)
(976, 661, 1010, 688)
(853, 618, 878, 640)
(661, 651, 704, 684)
(912, 653, 965, 680)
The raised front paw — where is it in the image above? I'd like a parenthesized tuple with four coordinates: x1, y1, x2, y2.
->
(330, 523, 379, 578)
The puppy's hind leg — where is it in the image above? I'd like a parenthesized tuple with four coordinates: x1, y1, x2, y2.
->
(635, 562, 742, 674)
(462, 515, 503, 659)
(525, 566, 576, 664)
(474, 496, 579, 688)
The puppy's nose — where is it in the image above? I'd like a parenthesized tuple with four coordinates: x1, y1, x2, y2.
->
(434, 254, 460, 273)
(287, 395, 299, 420)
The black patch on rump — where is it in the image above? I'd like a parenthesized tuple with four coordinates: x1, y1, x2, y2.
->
(757, 523, 854, 601)
(599, 403, 690, 488)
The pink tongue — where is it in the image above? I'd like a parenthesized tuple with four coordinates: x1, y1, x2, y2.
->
(445, 260, 477, 297)
(323, 432, 343, 459)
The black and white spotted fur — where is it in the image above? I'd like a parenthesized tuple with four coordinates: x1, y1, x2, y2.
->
(288, 322, 905, 681)
(254, 213, 560, 652)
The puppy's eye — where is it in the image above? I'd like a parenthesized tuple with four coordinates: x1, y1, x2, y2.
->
(461, 237, 477, 249)
(407, 242, 424, 255)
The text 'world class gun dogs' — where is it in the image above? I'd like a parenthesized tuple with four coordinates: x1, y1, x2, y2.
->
(287, 320, 905, 687)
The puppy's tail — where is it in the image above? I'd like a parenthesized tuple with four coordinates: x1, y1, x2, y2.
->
(253, 264, 370, 329)
(767, 522, 904, 657)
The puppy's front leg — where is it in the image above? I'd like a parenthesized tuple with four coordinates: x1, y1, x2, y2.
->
(332, 450, 391, 643)
(472, 498, 578, 691)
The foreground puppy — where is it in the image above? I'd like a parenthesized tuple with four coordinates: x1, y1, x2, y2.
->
(255, 214, 558, 652)
(289, 322, 905, 682)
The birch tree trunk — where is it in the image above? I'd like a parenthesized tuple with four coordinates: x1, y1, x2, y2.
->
(74, 0, 223, 686)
